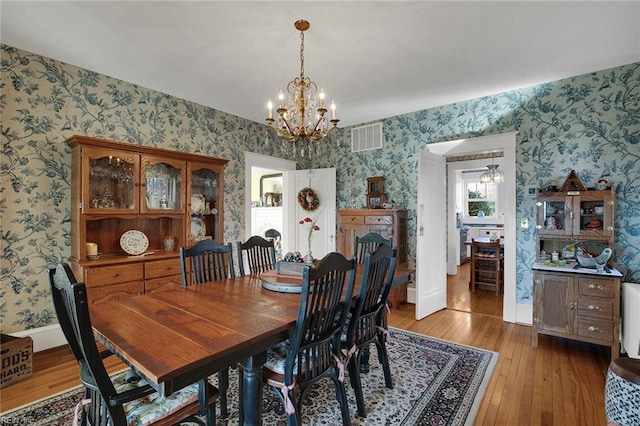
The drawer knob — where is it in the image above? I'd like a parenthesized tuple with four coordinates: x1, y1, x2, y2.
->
(588, 284, 603, 290)
(587, 305, 601, 311)
(587, 326, 602, 333)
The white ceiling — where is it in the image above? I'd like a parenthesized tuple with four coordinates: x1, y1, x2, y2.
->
(2, 1, 639, 127)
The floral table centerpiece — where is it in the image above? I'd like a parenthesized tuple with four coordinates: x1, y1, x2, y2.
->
(299, 216, 320, 263)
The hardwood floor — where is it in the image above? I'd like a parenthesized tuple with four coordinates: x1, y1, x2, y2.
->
(1, 264, 613, 425)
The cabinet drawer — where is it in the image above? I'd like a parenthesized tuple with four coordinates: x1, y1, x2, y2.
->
(577, 297, 613, 320)
(365, 215, 393, 225)
(577, 318, 613, 342)
(145, 258, 181, 279)
(578, 277, 615, 298)
(340, 215, 364, 225)
(86, 264, 144, 287)
(86, 281, 143, 304)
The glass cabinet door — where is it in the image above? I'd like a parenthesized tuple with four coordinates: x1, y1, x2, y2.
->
(140, 156, 185, 213)
(188, 162, 222, 243)
(82, 147, 139, 213)
(536, 195, 571, 235)
(575, 190, 614, 237)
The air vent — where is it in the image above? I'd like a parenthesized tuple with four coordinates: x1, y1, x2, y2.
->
(351, 122, 383, 152)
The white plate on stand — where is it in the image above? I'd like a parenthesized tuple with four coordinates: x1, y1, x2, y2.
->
(120, 230, 149, 255)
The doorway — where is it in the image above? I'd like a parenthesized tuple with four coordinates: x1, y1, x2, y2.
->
(422, 132, 518, 323)
(244, 152, 296, 245)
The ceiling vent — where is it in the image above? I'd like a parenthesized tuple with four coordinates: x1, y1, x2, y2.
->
(351, 122, 383, 153)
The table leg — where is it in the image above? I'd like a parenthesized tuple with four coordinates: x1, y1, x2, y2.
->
(238, 351, 267, 425)
(198, 379, 214, 426)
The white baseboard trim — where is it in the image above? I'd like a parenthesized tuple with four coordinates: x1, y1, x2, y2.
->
(516, 303, 533, 325)
(11, 324, 66, 352)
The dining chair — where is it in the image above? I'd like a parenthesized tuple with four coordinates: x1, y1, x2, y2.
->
(236, 235, 277, 276)
(354, 232, 392, 264)
(470, 238, 503, 295)
(179, 239, 235, 418)
(180, 239, 235, 285)
(343, 244, 397, 418)
(262, 252, 357, 426)
(49, 263, 218, 425)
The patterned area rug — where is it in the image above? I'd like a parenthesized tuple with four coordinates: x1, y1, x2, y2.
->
(0, 328, 498, 425)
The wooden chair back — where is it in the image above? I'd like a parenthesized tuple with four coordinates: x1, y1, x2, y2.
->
(180, 239, 235, 285)
(237, 235, 277, 276)
(347, 244, 398, 348)
(354, 232, 392, 264)
(470, 239, 503, 295)
(264, 252, 356, 424)
(344, 244, 397, 417)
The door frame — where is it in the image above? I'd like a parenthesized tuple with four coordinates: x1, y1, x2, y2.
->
(244, 152, 296, 242)
(426, 132, 519, 324)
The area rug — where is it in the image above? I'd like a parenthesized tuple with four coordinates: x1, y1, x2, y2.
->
(0, 328, 498, 425)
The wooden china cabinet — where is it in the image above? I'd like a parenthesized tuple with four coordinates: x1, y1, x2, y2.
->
(67, 135, 227, 304)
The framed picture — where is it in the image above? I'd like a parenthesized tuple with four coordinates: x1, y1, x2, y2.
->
(366, 176, 384, 208)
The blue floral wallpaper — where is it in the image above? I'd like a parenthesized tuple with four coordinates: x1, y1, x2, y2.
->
(1, 44, 638, 334)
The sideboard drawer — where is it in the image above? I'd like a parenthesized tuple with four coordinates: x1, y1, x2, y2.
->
(86, 264, 144, 287)
(340, 215, 364, 225)
(365, 215, 393, 225)
(577, 318, 614, 342)
(145, 258, 181, 279)
(577, 297, 613, 320)
(578, 277, 615, 298)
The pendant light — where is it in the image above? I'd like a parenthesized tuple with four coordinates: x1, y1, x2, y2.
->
(480, 155, 504, 184)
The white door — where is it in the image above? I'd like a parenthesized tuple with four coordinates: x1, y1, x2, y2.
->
(416, 150, 447, 319)
(283, 168, 336, 260)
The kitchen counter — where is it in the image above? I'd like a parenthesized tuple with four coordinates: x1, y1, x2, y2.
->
(532, 261, 622, 277)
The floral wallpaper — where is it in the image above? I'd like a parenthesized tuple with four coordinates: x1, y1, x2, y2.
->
(1, 44, 638, 334)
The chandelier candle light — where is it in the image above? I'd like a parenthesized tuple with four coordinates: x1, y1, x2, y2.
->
(266, 19, 339, 158)
(480, 154, 505, 184)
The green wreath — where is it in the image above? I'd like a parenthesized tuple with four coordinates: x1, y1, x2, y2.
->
(297, 187, 320, 211)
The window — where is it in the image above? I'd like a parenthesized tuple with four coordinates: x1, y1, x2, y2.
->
(465, 179, 498, 218)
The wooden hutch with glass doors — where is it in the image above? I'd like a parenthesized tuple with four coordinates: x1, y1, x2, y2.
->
(66, 135, 227, 304)
(532, 171, 621, 359)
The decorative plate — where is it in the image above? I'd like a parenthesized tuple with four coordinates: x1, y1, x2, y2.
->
(191, 194, 206, 215)
(191, 217, 206, 241)
(120, 230, 149, 255)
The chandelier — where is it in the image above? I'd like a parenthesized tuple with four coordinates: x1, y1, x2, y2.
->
(480, 155, 505, 184)
(266, 20, 339, 157)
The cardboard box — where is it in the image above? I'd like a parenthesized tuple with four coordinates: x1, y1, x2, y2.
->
(1, 334, 33, 388)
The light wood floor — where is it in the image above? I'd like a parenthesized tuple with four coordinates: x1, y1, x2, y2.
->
(0, 264, 612, 425)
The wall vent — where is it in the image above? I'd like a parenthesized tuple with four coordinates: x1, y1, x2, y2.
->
(351, 122, 383, 152)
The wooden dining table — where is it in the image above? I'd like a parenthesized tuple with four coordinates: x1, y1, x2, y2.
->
(89, 263, 415, 425)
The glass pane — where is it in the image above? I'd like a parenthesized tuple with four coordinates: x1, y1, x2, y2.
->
(467, 182, 497, 199)
(468, 201, 496, 216)
(146, 163, 182, 210)
(88, 155, 135, 209)
(191, 168, 219, 241)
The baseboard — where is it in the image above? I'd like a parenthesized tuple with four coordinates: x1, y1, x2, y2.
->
(407, 282, 416, 304)
(10, 324, 66, 352)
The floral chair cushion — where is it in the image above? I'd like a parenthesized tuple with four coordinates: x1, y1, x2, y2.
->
(110, 370, 200, 426)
